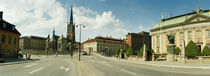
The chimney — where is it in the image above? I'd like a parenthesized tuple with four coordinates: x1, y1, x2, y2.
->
(0, 11, 3, 20)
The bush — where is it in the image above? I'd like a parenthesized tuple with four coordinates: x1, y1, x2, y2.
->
(175, 47, 181, 55)
(126, 47, 135, 56)
(185, 40, 201, 57)
(115, 48, 120, 55)
(138, 46, 154, 56)
(201, 46, 210, 56)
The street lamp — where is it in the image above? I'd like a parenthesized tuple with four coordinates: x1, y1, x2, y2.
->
(76, 24, 85, 61)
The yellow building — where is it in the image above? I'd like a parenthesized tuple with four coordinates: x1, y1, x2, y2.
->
(0, 11, 21, 58)
(150, 8, 210, 54)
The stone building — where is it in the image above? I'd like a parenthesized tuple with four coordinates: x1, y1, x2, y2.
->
(19, 36, 47, 50)
(0, 11, 21, 58)
(83, 36, 128, 56)
(57, 35, 68, 52)
(150, 8, 210, 54)
(45, 6, 76, 52)
(125, 31, 151, 54)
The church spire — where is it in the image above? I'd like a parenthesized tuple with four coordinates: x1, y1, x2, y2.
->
(70, 6, 73, 25)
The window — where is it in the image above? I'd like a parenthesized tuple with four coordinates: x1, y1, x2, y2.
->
(12, 26, 15, 30)
(180, 33, 183, 40)
(14, 37, 16, 45)
(197, 31, 201, 39)
(156, 46, 160, 53)
(0, 48, 4, 56)
(7, 50, 10, 56)
(8, 36, 11, 44)
(1, 34, 6, 43)
(156, 36, 159, 43)
(207, 30, 210, 38)
(3, 23, 6, 28)
(188, 32, 192, 39)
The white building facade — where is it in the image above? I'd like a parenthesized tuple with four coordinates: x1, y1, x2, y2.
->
(150, 9, 210, 54)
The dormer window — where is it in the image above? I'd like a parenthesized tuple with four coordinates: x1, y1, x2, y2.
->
(3, 23, 6, 28)
(12, 26, 15, 30)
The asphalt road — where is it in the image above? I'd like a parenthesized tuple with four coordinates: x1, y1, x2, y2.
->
(1, 54, 210, 76)
(81, 54, 210, 76)
(0, 55, 77, 76)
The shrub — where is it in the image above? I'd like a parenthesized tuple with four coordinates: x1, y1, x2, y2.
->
(185, 40, 201, 57)
(115, 48, 120, 55)
(174, 47, 181, 55)
(126, 47, 135, 56)
(201, 46, 210, 56)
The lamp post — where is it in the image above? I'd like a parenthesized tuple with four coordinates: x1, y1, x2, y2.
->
(76, 24, 85, 61)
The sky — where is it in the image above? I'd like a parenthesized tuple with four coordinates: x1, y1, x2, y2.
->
(0, 0, 210, 42)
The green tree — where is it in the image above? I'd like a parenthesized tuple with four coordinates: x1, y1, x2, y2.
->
(116, 48, 120, 55)
(174, 47, 181, 55)
(185, 40, 201, 57)
(126, 47, 135, 56)
(201, 46, 210, 56)
(138, 46, 154, 56)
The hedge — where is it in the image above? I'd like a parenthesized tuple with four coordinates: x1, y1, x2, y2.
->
(201, 46, 210, 56)
(185, 40, 201, 57)
(174, 47, 181, 55)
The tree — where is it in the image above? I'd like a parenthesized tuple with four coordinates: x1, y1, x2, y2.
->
(174, 47, 181, 55)
(138, 47, 144, 56)
(115, 48, 120, 55)
(201, 46, 210, 56)
(138, 46, 154, 56)
(185, 40, 201, 57)
(126, 47, 135, 56)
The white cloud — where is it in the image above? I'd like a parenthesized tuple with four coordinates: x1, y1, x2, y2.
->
(73, 6, 128, 41)
(0, 0, 127, 41)
(138, 24, 150, 32)
(0, 0, 67, 37)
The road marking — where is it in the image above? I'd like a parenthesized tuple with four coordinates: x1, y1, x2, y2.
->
(60, 66, 70, 72)
(29, 67, 43, 74)
(121, 69, 136, 76)
(24, 63, 38, 68)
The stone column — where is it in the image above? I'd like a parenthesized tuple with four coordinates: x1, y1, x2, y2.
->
(143, 44, 147, 61)
(181, 40, 186, 63)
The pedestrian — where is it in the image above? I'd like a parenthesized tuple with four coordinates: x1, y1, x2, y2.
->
(25, 53, 28, 59)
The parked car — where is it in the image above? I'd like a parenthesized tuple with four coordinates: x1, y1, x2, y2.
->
(82, 51, 87, 55)
(0, 58, 4, 63)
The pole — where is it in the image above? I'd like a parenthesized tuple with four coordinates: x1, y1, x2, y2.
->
(79, 25, 81, 61)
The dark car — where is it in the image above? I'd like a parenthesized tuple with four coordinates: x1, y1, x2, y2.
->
(0, 58, 4, 63)
(82, 51, 88, 55)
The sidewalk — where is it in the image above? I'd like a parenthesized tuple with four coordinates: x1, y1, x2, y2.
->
(93, 53, 210, 69)
(0, 55, 41, 66)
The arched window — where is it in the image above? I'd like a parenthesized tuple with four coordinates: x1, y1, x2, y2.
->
(188, 31, 192, 40)
(180, 32, 183, 40)
(156, 36, 159, 43)
(196, 30, 201, 39)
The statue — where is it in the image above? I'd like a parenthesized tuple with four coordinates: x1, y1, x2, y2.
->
(167, 34, 175, 44)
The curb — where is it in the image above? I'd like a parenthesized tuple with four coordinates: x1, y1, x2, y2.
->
(93, 53, 210, 69)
